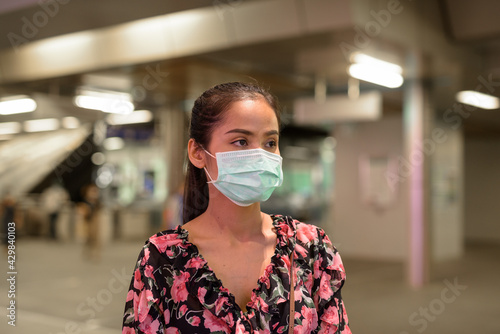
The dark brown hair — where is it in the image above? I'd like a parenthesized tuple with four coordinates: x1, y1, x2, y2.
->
(182, 81, 280, 223)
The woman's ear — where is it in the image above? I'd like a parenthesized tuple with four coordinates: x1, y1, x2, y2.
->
(188, 138, 205, 169)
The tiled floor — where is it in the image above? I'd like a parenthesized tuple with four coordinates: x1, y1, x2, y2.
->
(1, 238, 498, 333)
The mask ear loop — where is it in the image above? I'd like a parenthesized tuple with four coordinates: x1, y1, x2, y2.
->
(203, 167, 216, 183)
(200, 146, 217, 183)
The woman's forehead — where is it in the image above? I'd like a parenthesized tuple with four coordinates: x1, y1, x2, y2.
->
(219, 98, 278, 128)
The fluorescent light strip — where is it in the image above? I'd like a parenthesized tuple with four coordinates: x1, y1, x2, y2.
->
(348, 64, 404, 88)
(456, 90, 499, 110)
(74, 88, 134, 114)
(77, 88, 132, 100)
(74, 95, 134, 114)
(0, 122, 21, 135)
(62, 116, 81, 129)
(23, 118, 60, 132)
(351, 53, 403, 74)
(0, 96, 37, 115)
(106, 110, 153, 125)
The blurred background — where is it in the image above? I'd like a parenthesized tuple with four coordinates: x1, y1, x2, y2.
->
(0, 0, 499, 333)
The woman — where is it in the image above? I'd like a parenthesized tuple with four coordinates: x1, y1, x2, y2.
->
(122, 82, 350, 333)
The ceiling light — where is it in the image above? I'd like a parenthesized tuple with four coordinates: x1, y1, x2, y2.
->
(103, 137, 125, 150)
(0, 95, 37, 115)
(348, 64, 404, 88)
(348, 52, 403, 88)
(455, 90, 499, 110)
(351, 52, 402, 74)
(0, 122, 21, 135)
(74, 88, 134, 114)
(106, 109, 153, 125)
(23, 118, 60, 132)
(62, 116, 81, 129)
(91, 152, 106, 165)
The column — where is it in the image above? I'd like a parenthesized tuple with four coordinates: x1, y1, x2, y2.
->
(403, 51, 432, 288)
(159, 105, 187, 195)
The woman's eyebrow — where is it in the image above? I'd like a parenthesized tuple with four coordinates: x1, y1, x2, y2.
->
(225, 128, 252, 135)
(224, 129, 279, 136)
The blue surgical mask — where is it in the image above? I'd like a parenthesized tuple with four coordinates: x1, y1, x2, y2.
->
(203, 148, 283, 207)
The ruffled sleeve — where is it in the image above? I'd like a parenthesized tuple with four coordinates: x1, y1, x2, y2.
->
(308, 226, 351, 334)
(122, 242, 166, 334)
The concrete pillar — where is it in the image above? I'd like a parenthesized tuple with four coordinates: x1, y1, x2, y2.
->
(403, 51, 432, 288)
(159, 106, 187, 198)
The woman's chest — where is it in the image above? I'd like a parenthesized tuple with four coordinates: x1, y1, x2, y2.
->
(202, 244, 275, 309)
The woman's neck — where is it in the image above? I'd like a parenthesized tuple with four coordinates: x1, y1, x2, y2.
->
(197, 188, 267, 242)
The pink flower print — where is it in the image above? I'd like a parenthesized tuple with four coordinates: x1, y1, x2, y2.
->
(279, 223, 290, 235)
(122, 327, 135, 334)
(318, 272, 333, 301)
(272, 320, 287, 333)
(140, 247, 150, 266)
(179, 304, 188, 317)
(136, 289, 154, 322)
(313, 256, 323, 279)
(164, 307, 171, 324)
(278, 222, 295, 239)
(276, 325, 287, 333)
(295, 305, 318, 333)
(144, 265, 154, 279)
(215, 296, 229, 314)
(318, 323, 338, 334)
(138, 315, 160, 333)
(342, 304, 350, 330)
(319, 304, 340, 327)
(256, 296, 269, 313)
(327, 252, 343, 271)
(165, 327, 180, 334)
(203, 309, 230, 333)
(126, 289, 135, 302)
(197, 287, 207, 305)
(304, 271, 313, 292)
(221, 312, 235, 328)
(295, 244, 308, 258)
(296, 223, 318, 244)
(133, 268, 144, 290)
(171, 271, 190, 303)
(188, 315, 201, 326)
(276, 297, 286, 305)
(150, 233, 183, 253)
(255, 329, 271, 334)
(235, 321, 247, 334)
(186, 256, 206, 269)
(248, 294, 259, 310)
(259, 264, 274, 289)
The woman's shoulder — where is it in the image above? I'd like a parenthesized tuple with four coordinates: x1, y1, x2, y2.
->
(271, 214, 331, 245)
(145, 225, 187, 252)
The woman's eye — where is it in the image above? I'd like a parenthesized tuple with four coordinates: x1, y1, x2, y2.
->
(266, 140, 277, 148)
(232, 139, 247, 147)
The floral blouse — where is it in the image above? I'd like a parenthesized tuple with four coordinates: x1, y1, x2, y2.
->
(122, 215, 350, 333)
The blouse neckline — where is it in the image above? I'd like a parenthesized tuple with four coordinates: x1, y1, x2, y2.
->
(172, 214, 293, 317)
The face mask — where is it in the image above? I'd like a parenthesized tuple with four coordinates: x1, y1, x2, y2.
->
(203, 148, 283, 207)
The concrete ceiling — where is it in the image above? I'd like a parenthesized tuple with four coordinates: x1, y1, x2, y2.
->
(0, 0, 500, 137)
(0, 0, 218, 50)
